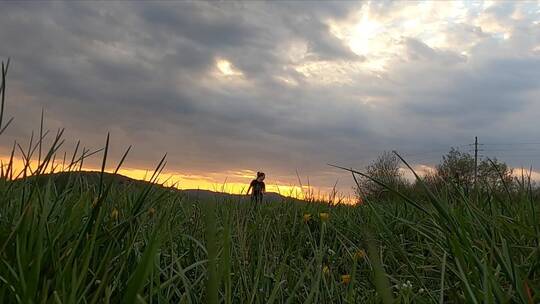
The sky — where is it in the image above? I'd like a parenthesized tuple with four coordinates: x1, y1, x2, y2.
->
(1, 1, 540, 199)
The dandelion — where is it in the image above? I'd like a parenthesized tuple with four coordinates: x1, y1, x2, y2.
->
(322, 265, 330, 275)
(148, 207, 156, 217)
(354, 249, 366, 261)
(319, 212, 330, 222)
(111, 208, 119, 221)
(303, 213, 311, 223)
(341, 274, 351, 284)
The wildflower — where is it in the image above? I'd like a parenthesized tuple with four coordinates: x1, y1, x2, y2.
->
(148, 207, 156, 217)
(322, 265, 330, 275)
(354, 249, 367, 261)
(418, 288, 425, 294)
(303, 213, 311, 223)
(401, 280, 412, 290)
(319, 212, 330, 222)
(341, 274, 352, 284)
(111, 208, 119, 221)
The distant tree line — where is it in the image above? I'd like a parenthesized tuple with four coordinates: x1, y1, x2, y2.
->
(355, 148, 525, 203)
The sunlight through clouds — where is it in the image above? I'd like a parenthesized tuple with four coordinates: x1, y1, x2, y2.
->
(216, 58, 243, 76)
(325, 0, 514, 73)
(346, 10, 382, 56)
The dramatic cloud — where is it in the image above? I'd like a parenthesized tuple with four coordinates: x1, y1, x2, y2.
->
(1, 1, 540, 195)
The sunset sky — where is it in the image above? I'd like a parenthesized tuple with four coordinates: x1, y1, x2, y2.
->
(1, 1, 540, 198)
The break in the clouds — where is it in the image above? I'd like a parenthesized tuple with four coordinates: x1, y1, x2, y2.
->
(1, 1, 540, 194)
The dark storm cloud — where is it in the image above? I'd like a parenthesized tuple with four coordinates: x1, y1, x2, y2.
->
(1, 1, 540, 189)
(138, 2, 259, 49)
(273, 2, 361, 61)
(397, 39, 540, 127)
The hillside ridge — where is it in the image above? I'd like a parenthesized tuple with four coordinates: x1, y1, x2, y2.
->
(18, 170, 302, 203)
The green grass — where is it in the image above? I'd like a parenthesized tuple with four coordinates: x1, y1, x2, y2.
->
(0, 59, 539, 303)
(0, 168, 539, 303)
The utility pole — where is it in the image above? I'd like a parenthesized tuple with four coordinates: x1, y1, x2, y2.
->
(474, 136, 478, 189)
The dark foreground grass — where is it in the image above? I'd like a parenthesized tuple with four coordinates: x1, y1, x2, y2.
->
(0, 170, 539, 303)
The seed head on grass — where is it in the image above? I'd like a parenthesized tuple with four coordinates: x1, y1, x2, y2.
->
(319, 212, 330, 222)
(111, 208, 119, 221)
(354, 249, 366, 261)
(322, 265, 330, 275)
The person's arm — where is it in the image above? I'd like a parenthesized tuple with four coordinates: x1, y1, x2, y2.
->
(246, 181, 253, 195)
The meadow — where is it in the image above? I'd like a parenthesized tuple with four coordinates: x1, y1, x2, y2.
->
(0, 59, 539, 303)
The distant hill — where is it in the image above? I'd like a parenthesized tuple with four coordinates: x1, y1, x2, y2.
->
(17, 170, 303, 203)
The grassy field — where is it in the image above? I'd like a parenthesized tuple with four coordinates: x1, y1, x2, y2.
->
(1, 60, 539, 303)
(0, 167, 539, 303)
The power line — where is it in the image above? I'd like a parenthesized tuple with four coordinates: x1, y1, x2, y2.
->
(406, 155, 444, 163)
(483, 148, 540, 152)
(355, 138, 540, 167)
(482, 142, 540, 146)
(484, 154, 540, 159)
(400, 149, 451, 157)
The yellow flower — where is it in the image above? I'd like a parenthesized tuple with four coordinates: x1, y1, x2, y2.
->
(319, 212, 330, 222)
(111, 208, 119, 221)
(322, 265, 330, 275)
(148, 207, 156, 217)
(303, 213, 311, 223)
(354, 249, 366, 261)
(341, 274, 352, 284)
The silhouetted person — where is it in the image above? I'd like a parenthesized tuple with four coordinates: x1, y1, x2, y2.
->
(247, 172, 265, 203)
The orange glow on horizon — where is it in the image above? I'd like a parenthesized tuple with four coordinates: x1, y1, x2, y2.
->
(0, 155, 357, 204)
